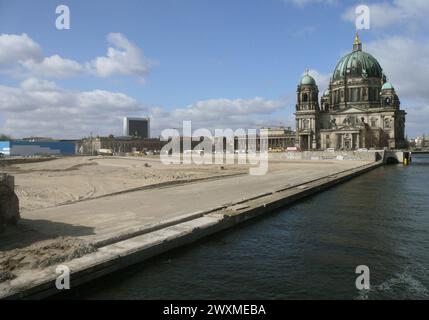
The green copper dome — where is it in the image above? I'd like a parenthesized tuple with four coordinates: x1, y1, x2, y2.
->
(382, 82, 394, 90)
(332, 50, 383, 81)
(300, 74, 316, 86)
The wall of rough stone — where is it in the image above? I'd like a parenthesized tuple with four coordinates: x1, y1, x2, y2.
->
(0, 173, 20, 229)
(283, 151, 381, 162)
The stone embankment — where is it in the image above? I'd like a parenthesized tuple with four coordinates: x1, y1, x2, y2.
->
(283, 150, 382, 162)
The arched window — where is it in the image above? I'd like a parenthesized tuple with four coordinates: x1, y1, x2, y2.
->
(351, 88, 358, 102)
(384, 118, 391, 128)
(303, 93, 308, 102)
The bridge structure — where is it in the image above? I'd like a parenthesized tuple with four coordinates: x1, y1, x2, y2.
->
(383, 150, 412, 165)
(382, 150, 429, 164)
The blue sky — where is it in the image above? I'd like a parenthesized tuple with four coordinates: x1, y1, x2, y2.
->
(0, 0, 428, 138)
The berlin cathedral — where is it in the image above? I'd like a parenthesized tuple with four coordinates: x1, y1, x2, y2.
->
(295, 34, 406, 151)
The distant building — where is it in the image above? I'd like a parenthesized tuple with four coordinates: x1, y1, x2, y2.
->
(295, 33, 406, 150)
(123, 117, 150, 138)
(414, 136, 429, 149)
(264, 126, 296, 151)
(0, 140, 75, 157)
(22, 137, 55, 142)
(77, 136, 166, 155)
(234, 127, 296, 152)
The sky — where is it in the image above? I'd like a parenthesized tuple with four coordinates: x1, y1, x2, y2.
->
(0, 0, 428, 139)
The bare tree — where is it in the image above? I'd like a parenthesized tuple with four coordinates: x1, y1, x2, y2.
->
(0, 134, 11, 140)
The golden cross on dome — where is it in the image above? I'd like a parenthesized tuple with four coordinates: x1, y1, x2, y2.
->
(353, 31, 362, 51)
(354, 31, 361, 45)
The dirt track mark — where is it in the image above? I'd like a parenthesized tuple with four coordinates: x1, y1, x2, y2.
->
(8, 162, 98, 174)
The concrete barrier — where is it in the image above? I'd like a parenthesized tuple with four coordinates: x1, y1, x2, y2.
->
(0, 174, 20, 228)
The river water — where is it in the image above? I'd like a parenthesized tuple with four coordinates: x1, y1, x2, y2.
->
(65, 155, 429, 300)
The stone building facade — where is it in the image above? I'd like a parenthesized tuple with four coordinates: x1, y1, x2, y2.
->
(234, 127, 296, 152)
(295, 34, 406, 151)
(77, 137, 167, 155)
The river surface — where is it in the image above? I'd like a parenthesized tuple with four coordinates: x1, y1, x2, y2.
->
(63, 155, 429, 300)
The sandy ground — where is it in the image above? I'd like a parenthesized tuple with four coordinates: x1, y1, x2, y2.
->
(4, 156, 251, 212)
(3, 155, 370, 213)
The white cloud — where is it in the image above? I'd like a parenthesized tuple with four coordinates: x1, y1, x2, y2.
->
(342, 0, 429, 30)
(88, 33, 153, 79)
(151, 97, 286, 132)
(0, 78, 145, 138)
(0, 78, 285, 138)
(364, 36, 429, 137)
(20, 77, 59, 91)
(0, 33, 42, 66)
(22, 55, 84, 78)
(0, 33, 152, 81)
(0, 33, 83, 78)
(365, 37, 429, 101)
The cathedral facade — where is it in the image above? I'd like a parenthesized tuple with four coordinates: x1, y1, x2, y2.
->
(295, 34, 406, 151)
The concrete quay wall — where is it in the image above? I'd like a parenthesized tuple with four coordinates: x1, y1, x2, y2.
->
(0, 160, 383, 300)
(283, 150, 381, 162)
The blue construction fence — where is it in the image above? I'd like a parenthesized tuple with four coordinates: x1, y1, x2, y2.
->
(0, 140, 75, 157)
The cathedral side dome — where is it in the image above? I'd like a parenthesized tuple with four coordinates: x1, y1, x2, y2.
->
(300, 74, 316, 86)
(382, 82, 395, 90)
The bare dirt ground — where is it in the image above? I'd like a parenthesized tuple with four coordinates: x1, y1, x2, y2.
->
(3, 156, 251, 212)
(0, 236, 96, 283)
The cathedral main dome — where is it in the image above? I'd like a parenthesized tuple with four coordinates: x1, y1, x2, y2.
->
(332, 34, 383, 81)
